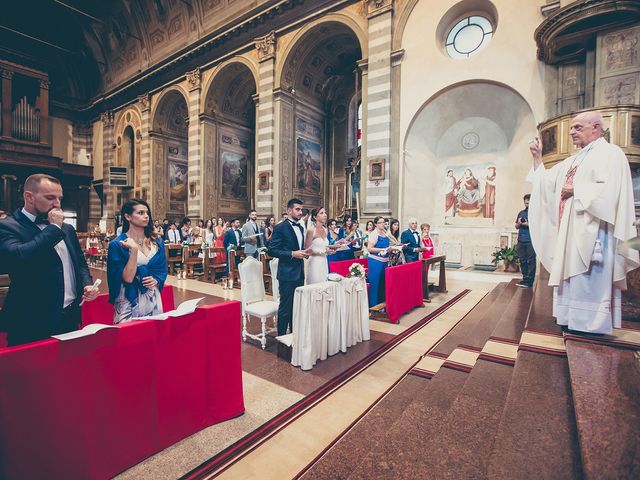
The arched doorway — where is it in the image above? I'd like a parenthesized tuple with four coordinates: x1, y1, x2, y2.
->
(150, 89, 189, 221)
(277, 21, 363, 218)
(402, 81, 536, 265)
(202, 62, 257, 221)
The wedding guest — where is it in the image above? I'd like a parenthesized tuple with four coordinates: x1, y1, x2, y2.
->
(0, 174, 98, 345)
(367, 216, 391, 307)
(389, 218, 400, 241)
(326, 218, 341, 264)
(191, 226, 203, 244)
(161, 218, 170, 240)
(241, 209, 262, 259)
(264, 215, 276, 246)
(166, 223, 181, 243)
(86, 232, 100, 255)
(180, 217, 192, 242)
(213, 217, 227, 266)
(224, 218, 242, 275)
(203, 219, 215, 245)
(105, 226, 115, 240)
(401, 218, 422, 263)
(352, 220, 364, 252)
(197, 219, 204, 229)
(338, 215, 355, 260)
(107, 199, 167, 324)
(153, 220, 164, 237)
(420, 223, 435, 260)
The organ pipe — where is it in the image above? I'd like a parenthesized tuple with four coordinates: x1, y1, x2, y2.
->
(12, 96, 39, 142)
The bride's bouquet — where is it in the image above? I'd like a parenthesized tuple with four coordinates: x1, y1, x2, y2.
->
(347, 263, 366, 278)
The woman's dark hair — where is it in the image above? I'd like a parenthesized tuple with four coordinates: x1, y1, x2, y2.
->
(180, 216, 191, 227)
(390, 218, 400, 239)
(311, 207, 326, 223)
(121, 199, 155, 238)
(373, 216, 386, 227)
(266, 215, 276, 226)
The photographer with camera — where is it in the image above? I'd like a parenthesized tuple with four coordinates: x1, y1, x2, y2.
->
(515, 194, 535, 288)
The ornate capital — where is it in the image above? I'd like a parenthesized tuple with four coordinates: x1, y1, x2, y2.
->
(100, 110, 115, 127)
(255, 31, 276, 62)
(138, 93, 150, 111)
(186, 68, 201, 91)
(39, 79, 50, 90)
(364, 0, 393, 18)
(0, 69, 14, 80)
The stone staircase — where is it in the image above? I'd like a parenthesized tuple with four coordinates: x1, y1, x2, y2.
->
(301, 273, 640, 479)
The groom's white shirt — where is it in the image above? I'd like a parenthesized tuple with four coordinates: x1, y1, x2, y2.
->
(288, 217, 304, 250)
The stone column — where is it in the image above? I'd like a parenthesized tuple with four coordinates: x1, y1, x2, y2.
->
(254, 31, 276, 215)
(1, 69, 13, 138)
(138, 93, 152, 206)
(101, 111, 116, 226)
(186, 68, 202, 219)
(362, 0, 394, 217)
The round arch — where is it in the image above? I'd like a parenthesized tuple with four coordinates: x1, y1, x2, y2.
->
(201, 55, 259, 113)
(150, 85, 189, 128)
(275, 13, 367, 89)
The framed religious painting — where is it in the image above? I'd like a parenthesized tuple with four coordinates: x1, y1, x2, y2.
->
(258, 172, 270, 191)
(369, 158, 385, 181)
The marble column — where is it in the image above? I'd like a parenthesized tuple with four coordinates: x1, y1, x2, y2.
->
(101, 111, 116, 226)
(254, 31, 276, 215)
(138, 93, 151, 206)
(362, 0, 394, 216)
(186, 68, 202, 219)
(37, 79, 50, 144)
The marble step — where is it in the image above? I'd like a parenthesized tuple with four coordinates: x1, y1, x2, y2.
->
(432, 281, 513, 356)
(566, 339, 640, 480)
(486, 280, 583, 480)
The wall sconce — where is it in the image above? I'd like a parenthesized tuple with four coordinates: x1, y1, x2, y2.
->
(288, 86, 295, 94)
(189, 181, 196, 197)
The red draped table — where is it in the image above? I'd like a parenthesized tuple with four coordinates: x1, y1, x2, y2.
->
(384, 261, 424, 323)
(0, 300, 244, 479)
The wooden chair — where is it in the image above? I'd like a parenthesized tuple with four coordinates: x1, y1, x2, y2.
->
(228, 249, 246, 288)
(165, 243, 183, 276)
(203, 247, 227, 282)
(183, 244, 203, 279)
(0, 274, 10, 310)
(260, 252, 273, 295)
(94, 240, 108, 267)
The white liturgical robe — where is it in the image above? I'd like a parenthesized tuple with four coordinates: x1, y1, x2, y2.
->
(528, 137, 639, 334)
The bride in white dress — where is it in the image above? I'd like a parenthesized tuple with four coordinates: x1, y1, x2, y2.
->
(305, 207, 335, 285)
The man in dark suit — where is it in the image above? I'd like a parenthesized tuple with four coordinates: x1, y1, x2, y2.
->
(0, 174, 99, 346)
(268, 198, 308, 335)
(401, 217, 423, 263)
(224, 218, 242, 275)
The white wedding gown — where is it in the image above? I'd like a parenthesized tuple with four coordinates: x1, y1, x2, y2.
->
(307, 237, 329, 285)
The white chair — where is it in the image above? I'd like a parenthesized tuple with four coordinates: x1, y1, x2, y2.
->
(238, 256, 278, 349)
(269, 257, 279, 302)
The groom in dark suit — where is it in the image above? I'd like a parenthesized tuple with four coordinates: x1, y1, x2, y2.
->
(268, 198, 308, 335)
(0, 174, 99, 346)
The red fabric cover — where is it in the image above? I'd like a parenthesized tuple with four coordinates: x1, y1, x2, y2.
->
(0, 301, 244, 480)
(81, 285, 176, 327)
(385, 261, 423, 323)
(328, 258, 368, 277)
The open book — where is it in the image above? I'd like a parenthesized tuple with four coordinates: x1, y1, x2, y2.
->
(133, 297, 205, 321)
(52, 323, 118, 341)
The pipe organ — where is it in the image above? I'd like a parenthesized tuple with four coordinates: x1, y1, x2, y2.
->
(11, 96, 40, 142)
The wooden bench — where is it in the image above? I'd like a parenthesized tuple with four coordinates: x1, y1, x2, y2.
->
(228, 249, 246, 288)
(260, 252, 273, 295)
(165, 244, 183, 276)
(203, 247, 227, 283)
(182, 244, 203, 279)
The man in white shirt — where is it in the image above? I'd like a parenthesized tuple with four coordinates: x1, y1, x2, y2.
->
(0, 174, 99, 345)
(528, 111, 639, 334)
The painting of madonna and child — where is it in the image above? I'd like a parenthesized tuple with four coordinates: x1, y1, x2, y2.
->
(444, 163, 496, 224)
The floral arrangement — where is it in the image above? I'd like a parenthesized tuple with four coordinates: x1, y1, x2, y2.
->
(347, 263, 366, 278)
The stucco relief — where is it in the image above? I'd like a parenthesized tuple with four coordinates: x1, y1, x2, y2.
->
(601, 74, 638, 105)
(603, 26, 639, 73)
(186, 68, 201, 90)
(255, 31, 276, 62)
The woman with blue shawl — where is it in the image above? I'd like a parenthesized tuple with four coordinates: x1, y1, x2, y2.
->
(107, 199, 168, 324)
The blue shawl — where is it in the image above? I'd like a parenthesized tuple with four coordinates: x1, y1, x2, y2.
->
(107, 234, 168, 305)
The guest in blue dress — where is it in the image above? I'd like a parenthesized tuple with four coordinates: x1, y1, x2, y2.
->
(326, 218, 341, 265)
(367, 216, 391, 307)
(107, 199, 168, 324)
(338, 215, 355, 261)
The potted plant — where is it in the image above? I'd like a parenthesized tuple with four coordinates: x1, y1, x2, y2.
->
(492, 246, 520, 272)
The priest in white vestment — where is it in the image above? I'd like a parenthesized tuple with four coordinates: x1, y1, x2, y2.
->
(528, 111, 639, 334)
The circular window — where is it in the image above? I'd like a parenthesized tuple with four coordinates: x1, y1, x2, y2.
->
(445, 16, 493, 59)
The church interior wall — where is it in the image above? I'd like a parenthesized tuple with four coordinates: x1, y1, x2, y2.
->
(398, 0, 545, 266)
(51, 116, 73, 163)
